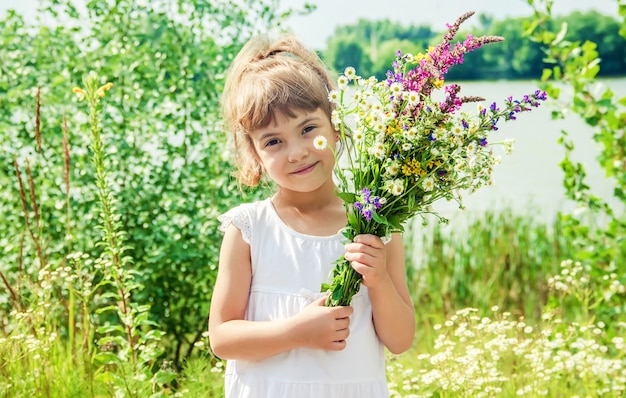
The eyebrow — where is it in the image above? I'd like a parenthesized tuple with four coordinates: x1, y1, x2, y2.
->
(256, 115, 321, 142)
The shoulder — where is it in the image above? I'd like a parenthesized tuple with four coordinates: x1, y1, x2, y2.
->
(218, 198, 272, 243)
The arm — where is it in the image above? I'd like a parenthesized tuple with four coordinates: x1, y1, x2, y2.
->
(344, 233, 415, 354)
(208, 224, 354, 361)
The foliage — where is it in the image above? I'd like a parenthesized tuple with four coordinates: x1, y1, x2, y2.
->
(323, 10, 625, 80)
(408, 210, 576, 321)
(324, 19, 435, 78)
(0, 0, 298, 365)
(524, 0, 626, 325)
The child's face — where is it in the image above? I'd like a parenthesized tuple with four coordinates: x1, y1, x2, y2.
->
(249, 107, 338, 194)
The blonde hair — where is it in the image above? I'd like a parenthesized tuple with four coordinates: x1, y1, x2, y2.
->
(221, 33, 336, 187)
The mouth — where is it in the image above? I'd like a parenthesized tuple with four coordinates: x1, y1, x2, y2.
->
(291, 162, 318, 174)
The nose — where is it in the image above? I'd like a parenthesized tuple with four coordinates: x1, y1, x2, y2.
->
(287, 140, 309, 162)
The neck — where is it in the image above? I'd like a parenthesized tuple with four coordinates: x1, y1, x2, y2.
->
(270, 182, 347, 236)
(273, 183, 340, 212)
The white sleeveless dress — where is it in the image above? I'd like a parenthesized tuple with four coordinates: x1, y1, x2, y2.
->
(217, 198, 389, 398)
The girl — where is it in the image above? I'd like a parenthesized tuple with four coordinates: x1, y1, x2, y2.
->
(208, 33, 416, 398)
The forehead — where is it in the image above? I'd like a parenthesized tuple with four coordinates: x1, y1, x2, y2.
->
(251, 107, 324, 134)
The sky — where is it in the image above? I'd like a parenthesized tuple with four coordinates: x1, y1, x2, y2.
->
(0, 0, 620, 50)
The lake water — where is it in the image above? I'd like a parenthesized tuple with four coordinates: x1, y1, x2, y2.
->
(422, 78, 626, 231)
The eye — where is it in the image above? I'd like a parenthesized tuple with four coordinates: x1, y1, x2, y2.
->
(265, 138, 281, 147)
(303, 125, 316, 134)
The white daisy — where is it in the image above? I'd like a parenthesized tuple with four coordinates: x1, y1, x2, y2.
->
(331, 110, 341, 127)
(328, 90, 340, 104)
(422, 177, 435, 192)
(344, 66, 357, 80)
(337, 75, 348, 90)
(391, 179, 404, 196)
(407, 91, 420, 105)
(385, 160, 401, 176)
(353, 127, 365, 141)
(313, 135, 328, 150)
(369, 142, 385, 159)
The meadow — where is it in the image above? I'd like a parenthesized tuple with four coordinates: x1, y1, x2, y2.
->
(1, 0, 624, 397)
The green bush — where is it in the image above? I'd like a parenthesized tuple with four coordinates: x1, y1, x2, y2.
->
(0, 0, 292, 364)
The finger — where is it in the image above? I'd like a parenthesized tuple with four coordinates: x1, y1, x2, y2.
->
(353, 234, 384, 248)
(336, 317, 350, 331)
(334, 328, 350, 342)
(345, 251, 376, 264)
(345, 243, 383, 260)
(334, 305, 353, 318)
(350, 261, 370, 277)
(311, 295, 328, 306)
(328, 339, 347, 351)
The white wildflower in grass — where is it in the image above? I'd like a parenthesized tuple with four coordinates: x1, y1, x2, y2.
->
(386, 305, 626, 397)
(313, 135, 328, 150)
(321, 11, 547, 307)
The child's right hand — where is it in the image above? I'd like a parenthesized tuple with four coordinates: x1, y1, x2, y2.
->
(291, 295, 353, 351)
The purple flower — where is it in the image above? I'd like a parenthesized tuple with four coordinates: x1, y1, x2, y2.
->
(353, 188, 383, 221)
(362, 209, 373, 221)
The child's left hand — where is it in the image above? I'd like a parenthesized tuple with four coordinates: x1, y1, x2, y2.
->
(344, 234, 391, 289)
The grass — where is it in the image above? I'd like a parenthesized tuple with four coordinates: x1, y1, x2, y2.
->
(2, 208, 625, 397)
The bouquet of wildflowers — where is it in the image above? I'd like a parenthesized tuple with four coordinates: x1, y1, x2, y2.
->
(318, 11, 548, 306)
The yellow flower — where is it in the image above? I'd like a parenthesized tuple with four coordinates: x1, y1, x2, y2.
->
(72, 87, 86, 100)
(95, 82, 114, 97)
(414, 52, 426, 62)
(402, 158, 423, 176)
